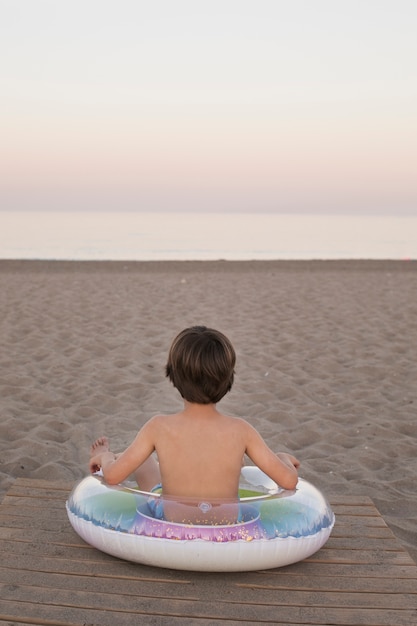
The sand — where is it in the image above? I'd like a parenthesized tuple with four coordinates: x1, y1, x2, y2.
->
(0, 259, 416, 562)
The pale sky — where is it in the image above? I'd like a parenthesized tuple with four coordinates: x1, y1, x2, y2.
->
(1, 0, 416, 214)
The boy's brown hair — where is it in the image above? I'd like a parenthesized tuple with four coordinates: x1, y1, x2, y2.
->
(165, 326, 236, 404)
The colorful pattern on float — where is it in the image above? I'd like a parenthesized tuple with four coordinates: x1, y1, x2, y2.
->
(66, 467, 335, 572)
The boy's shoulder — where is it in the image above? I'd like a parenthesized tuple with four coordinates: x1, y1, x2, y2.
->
(146, 412, 183, 426)
(220, 413, 251, 430)
(147, 413, 172, 423)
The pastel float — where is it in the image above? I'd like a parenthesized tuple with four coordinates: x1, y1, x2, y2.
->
(66, 466, 335, 572)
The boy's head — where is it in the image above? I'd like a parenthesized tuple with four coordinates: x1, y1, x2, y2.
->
(165, 326, 236, 404)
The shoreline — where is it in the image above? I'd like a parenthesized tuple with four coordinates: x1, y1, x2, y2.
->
(1, 258, 416, 272)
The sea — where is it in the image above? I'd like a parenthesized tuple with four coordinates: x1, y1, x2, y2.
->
(0, 210, 416, 261)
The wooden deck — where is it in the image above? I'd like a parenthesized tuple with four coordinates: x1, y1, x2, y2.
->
(0, 479, 416, 626)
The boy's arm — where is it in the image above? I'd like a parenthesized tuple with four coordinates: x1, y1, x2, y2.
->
(244, 422, 299, 490)
(90, 420, 156, 485)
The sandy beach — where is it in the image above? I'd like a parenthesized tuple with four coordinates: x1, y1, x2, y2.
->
(0, 259, 416, 563)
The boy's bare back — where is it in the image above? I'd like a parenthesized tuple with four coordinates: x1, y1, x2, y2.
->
(144, 405, 250, 499)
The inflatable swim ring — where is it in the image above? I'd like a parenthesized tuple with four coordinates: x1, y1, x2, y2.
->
(66, 467, 335, 572)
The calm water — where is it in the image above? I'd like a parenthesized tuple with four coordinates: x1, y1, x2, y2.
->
(0, 211, 415, 261)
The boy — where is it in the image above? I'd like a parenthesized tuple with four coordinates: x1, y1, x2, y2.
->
(90, 326, 299, 515)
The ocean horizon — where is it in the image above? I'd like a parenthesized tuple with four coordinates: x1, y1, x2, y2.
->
(0, 210, 416, 261)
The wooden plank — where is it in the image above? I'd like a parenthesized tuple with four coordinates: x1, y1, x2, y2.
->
(324, 495, 374, 506)
(1, 577, 417, 626)
(0, 479, 416, 626)
(2, 562, 416, 599)
(1, 596, 416, 626)
(3, 478, 72, 491)
(1, 565, 417, 604)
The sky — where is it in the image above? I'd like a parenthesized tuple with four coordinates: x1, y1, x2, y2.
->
(1, 0, 416, 215)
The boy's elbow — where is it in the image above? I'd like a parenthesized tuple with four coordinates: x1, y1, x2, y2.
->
(281, 473, 298, 491)
(105, 477, 120, 486)
(103, 469, 121, 485)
